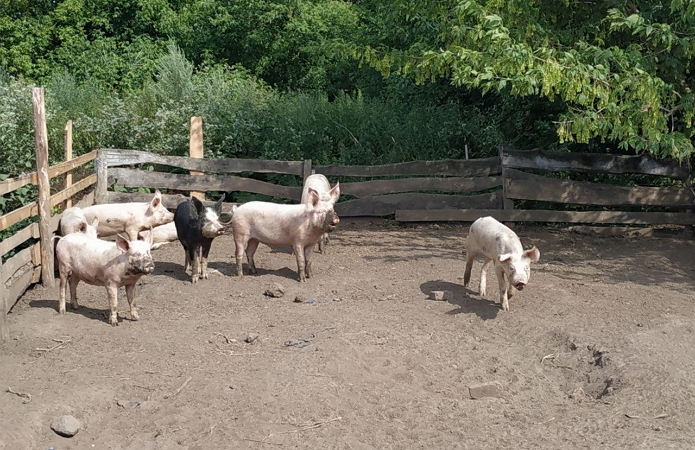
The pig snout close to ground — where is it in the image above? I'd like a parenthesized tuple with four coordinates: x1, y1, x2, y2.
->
(138, 222, 178, 250)
(463, 216, 540, 312)
(232, 183, 340, 282)
(81, 190, 174, 241)
(300, 174, 335, 254)
(174, 195, 231, 283)
(55, 231, 156, 326)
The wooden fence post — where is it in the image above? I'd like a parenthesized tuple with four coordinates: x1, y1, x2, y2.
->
(32, 87, 55, 288)
(303, 159, 312, 184)
(499, 146, 515, 229)
(64, 120, 73, 208)
(95, 149, 108, 204)
(189, 117, 205, 201)
(0, 263, 8, 343)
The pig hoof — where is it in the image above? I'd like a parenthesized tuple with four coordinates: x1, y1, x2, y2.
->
(480, 288, 487, 297)
(131, 311, 140, 321)
(109, 317, 119, 326)
(249, 267, 257, 275)
(59, 308, 66, 315)
(192, 275, 199, 284)
(501, 302, 510, 311)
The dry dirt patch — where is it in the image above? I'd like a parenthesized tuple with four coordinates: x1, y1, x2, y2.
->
(1, 220, 694, 449)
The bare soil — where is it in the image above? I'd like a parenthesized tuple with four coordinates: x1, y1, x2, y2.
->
(2, 220, 695, 449)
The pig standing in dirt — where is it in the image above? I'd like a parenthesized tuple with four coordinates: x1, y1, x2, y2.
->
(232, 183, 340, 282)
(464, 216, 540, 311)
(138, 222, 178, 250)
(174, 196, 229, 283)
(301, 174, 333, 254)
(81, 190, 174, 241)
(56, 231, 155, 326)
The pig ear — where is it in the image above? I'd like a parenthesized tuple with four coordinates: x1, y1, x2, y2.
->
(116, 234, 130, 252)
(329, 182, 340, 204)
(498, 253, 512, 264)
(191, 196, 205, 215)
(151, 191, 162, 208)
(214, 194, 225, 213)
(525, 246, 540, 263)
(307, 188, 320, 208)
(91, 217, 99, 229)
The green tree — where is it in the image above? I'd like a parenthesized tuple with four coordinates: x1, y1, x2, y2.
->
(346, 0, 695, 160)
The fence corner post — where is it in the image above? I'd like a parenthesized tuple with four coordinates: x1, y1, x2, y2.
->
(95, 149, 108, 205)
(189, 116, 205, 201)
(32, 87, 55, 288)
(499, 146, 514, 228)
(303, 159, 312, 183)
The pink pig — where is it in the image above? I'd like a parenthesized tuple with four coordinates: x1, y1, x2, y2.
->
(232, 183, 340, 282)
(300, 174, 333, 254)
(55, 232, 155, 326)
(82, 190, 174, 241)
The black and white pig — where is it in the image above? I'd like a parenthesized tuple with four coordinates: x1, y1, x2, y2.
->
(174, 195, 231, 283)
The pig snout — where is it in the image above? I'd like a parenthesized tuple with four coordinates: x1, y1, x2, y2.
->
(325, 212, 340, 232)
(514, 282, 526, 291)
(132, 258, 155, 274)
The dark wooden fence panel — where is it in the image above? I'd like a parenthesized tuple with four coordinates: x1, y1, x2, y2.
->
(396, 209, 695, 225)
(340, 176, 502, 198)
(335, 193, 502, 217)
(502, 150, 689, 179)
(101, 149, 304, 176)
(109, 168, 302, 201)
(315, 157, 501, 178)
(505, 169, 694, 207)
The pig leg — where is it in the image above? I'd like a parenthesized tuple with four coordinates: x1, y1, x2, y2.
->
(507, 280, 517, 300)
(293, 242, 307, 282)
(463, 250, 477, 287)
(125, 284, 139, 321)
(201, 243, 212, 280)
(304, 244, 315, 278)
(479, 258, 492, 297)
(106, 282, 119, 326)
(245, 239, 260, 274)
(183, 243, 191, 273)
(234, 234, 248, 277)
(190, 246, 200, 284)
(58, 269, 69, 315)
(68, 276, 80, 310)
(495, 265, 510, 311)
(317, 235, 325, 254)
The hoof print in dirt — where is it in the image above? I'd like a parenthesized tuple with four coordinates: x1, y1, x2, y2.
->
(469, 381, 504, 399)
(50, 415, 81, 437)
(264, 284, 285, 298)
(117, 399, 141, 408)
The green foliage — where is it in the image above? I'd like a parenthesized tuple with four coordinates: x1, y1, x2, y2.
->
(345, 0, 695, 160)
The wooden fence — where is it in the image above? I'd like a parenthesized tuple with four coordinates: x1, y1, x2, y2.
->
(2, 107, 694, 343)
(1, 89, 98, 342)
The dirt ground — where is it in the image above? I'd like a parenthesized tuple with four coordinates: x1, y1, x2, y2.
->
(1, 219, 695, 449)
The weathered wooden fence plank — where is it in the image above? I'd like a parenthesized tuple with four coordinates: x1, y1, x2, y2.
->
(5, 265, 35, 313)
(503, 150, 689, 179)
(505, 169, 694, 207)
(0, 262, 7, 342)
(2, 246, 33, 285)
(340, 176, 502, 198)
(0, 150, 97, 196)
(33, 87, 54, 288)
(395, 209, 695, 225)
(104, 191, 237, 211)
(335, 192, 502, 217)
(64, 120, 73, 208)
(101, 149, 304, 176)
(0, 223, 38, 258)
(315, 157, 501, 178)
(109, 168, 302, 201)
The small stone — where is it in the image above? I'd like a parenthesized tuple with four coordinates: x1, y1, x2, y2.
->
(117, 399, 141, 408)
(264, 284, 285, 298)
(245, 333, 259, 344)
(469, 381, 504, 399)
(332, 297, 342, 302)
(430, 290, 452, 301)
(294, 295, 306, 303)
(51, 415, 81, 437)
